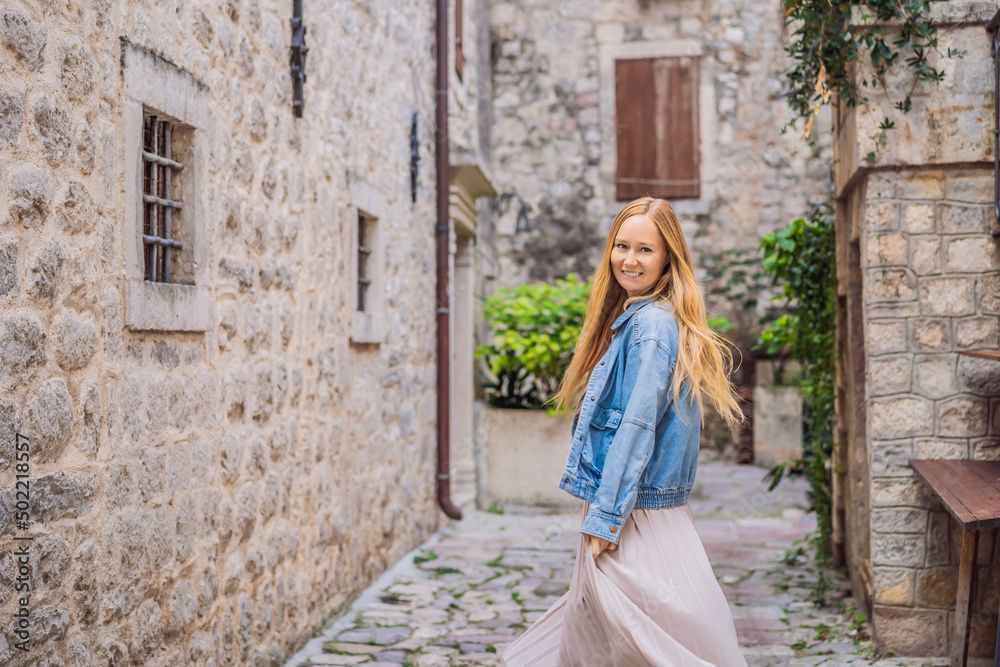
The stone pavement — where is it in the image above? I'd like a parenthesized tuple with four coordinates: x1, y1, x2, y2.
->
(286, 455, 948, 667)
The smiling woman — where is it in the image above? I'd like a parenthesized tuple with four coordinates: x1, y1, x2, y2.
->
(611, 214, 669, 297)
(502, 197, 747, 666)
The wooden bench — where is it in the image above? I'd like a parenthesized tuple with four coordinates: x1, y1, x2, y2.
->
(910, 458, 1000, 667)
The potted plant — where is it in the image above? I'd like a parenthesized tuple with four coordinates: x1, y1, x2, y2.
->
(474, 273, 589, 510)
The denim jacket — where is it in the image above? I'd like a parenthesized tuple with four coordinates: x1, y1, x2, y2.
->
(559, 295, 700, 544)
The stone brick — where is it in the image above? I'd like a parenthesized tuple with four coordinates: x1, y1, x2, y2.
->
(959, 355, 1000, 396)
(945, 173, 993, 204)
(915, 438, 968, 459)
(236, 483, 258, 542)
(238, 593, 254, 659)
(897, 174, 944, 200)
(940, 203, 988, 234)
(0, 400, 17, 467)
(957, 317, 999, 349)
(27, 238, 63, 303)
(868, 356, 911, 395)
(871, 508, 927, 534)
(945, 237, 996, 272)
(872, 566, 914, 605)
(870, 440, 913, 477)
(0, 312, 46, 389)
(911, 319, 950, 351)
(0, 88, 23, 148)
(915, 567, 958, 608)
(866, 233, 907, 266)
(872, 533, 926, 567)
(973, 437, 1000, 460)
(73, 541, 99, 625)
(58, 41, 95, 100)
(11, 165, 53, 227)
(167, 580, 195, 635)
(1, 6, 46, 70)
(872, 606, 948, 656)
(130, 597, 162, 659)
(910, 237, 940, 275)
(864, 201, 898, 231)
(869, 268, 917, 300)
(938, 397, 988, 437)
(871, 477, 931, 508)
(919, 277, 975, 316)
(31, 471, 97, 522)
(33, 95, 72, 162)
(54, 309, 98, 371)
(30, 606, 69, 647)
(870, 398, 933, 439)
(76, 121, 94, 174)
(24, 378, 74, 462)
(35, 534, 70, 594)
(914, 355, 957, 399)
(926, 510, 952, 566)
(59, 181, 96, 234)
(903, 203, 934, 233)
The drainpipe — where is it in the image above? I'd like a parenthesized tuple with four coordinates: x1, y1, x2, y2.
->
(435, 0, 462, 520)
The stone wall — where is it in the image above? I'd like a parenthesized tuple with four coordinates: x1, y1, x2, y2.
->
(834, 1, 1000, 656)
(489, 0, 832, 326)
(0, 1, 489, 664)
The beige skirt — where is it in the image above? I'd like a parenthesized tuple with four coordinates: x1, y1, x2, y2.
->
(501, 502, 747, 667)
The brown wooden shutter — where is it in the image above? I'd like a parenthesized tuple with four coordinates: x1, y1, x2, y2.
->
(615, 56, 700, 201)
(455, 0, 464, 81)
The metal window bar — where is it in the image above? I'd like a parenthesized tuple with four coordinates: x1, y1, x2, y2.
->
(358, 213, 371, 312)
(142, 114, 184, 282)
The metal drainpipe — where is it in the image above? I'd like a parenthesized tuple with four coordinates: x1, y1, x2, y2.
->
(435, 0, 462, 520)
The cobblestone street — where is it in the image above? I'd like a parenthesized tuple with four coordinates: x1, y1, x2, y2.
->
(287, 456, 948, 667)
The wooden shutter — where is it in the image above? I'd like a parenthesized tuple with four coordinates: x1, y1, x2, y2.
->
(455, 0, 464, 81)
(615, 56, 700, 201)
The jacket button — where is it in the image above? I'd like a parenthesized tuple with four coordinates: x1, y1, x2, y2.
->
(563, 478, 569, 483)
(590, 397, 594, 401)
(600, 361, 604, 365)
(610, 526, 617, 533)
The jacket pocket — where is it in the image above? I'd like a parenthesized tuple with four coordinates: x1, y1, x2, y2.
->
(590, 406, 623, 431)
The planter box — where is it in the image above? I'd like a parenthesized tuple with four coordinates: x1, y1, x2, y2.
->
(474, 402, 581, 512)
(753, 360, 803, 469)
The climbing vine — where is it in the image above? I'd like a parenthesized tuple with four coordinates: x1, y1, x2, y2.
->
(758, 206, 837, 572)
(781, 0, 960, 143)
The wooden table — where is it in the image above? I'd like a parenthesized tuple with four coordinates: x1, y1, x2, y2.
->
(910, 459, 1000, 667)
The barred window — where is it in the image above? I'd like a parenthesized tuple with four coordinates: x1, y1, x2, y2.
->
(142, 113, 184, 283)
(357, 211, 372, 312)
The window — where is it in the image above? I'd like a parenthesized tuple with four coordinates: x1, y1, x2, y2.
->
(122, 42, 210, 332)
(142, 113, 185, 283)
(455, 0, 464, 81)
(349, 178, 387, 344)
(614, 56, 700, 201)
(356, 211, 372, 312)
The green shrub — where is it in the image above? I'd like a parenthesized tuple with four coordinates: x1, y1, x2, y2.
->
(475, 273, 590, 410)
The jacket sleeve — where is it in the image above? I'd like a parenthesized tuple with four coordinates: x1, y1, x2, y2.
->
(579, 335, 675, 544)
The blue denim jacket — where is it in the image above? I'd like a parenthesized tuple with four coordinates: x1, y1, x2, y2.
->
(559, 295, 700, 544)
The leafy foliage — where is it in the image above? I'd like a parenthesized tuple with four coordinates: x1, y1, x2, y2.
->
(476, 274, 590, 410)
(782, 0, 952, 137)
(757, 205, 837, 564)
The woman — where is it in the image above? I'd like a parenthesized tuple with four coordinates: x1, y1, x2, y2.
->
(501, 197, 747, 667)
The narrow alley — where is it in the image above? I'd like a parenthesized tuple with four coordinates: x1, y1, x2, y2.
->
(287, 456, 948, 667)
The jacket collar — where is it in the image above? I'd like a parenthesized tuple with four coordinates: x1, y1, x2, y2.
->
(610, 294, 658, 331)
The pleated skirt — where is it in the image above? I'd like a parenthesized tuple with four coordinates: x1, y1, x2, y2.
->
(501, 502, 747, 667)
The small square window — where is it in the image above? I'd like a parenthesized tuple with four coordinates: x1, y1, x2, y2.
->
(123, 42, 210, 332)
(348, 178, 387, 344)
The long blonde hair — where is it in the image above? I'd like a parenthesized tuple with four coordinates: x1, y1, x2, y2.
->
(553, 197, 742, 429)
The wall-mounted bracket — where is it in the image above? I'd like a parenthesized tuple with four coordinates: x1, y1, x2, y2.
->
(290, 0, 308, 118)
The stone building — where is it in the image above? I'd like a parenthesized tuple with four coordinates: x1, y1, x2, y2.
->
(488, 0, 833, 313)
(832, 0, 1000, 657)
(0, 0, 495, 664)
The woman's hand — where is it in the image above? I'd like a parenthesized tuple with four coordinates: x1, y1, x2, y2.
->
(588, 535, 618, 559)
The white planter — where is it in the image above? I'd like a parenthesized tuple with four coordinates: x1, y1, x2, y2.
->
(474, 402, 581, 511)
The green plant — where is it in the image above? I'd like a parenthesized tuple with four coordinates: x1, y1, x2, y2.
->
(476, 273, 590, 410)
(413, 550, 438, 564)
(486, 501, 505, 515)
(758, 205, 836, 568)
(781, 0, 959, 140)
